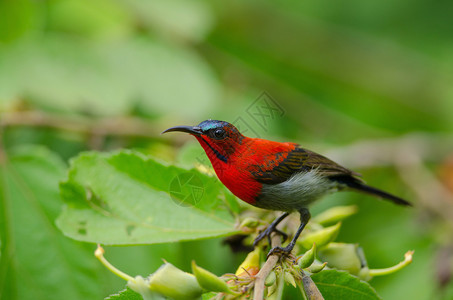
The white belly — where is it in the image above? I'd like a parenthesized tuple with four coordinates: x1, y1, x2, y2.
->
(256, 169, 338, 211)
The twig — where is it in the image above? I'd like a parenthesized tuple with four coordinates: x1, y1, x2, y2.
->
(301, 272, 324, 300)
(253, 234, 281, 300)
(396, 151, 453, 229)
(0, 125, 5, 164)
(326, 132, 453, 168)
(328, 132, 453, 231)
(0, 111, 161, 139)
(253, 236, 281, 299)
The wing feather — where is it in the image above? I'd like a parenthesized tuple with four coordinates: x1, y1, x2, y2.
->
(251, 146, 359, 184)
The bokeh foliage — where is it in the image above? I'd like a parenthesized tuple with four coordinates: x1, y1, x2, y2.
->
(1, 0, 453, 299)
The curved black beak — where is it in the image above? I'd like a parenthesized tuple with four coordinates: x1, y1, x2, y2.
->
(161, 125, 203, 136)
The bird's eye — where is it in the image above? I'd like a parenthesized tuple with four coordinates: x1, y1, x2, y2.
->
(212, 128, 226, 139)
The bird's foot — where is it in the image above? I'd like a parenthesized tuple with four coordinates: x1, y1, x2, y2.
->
(266, 245, 295, 259)
(253, 226, 288, 248)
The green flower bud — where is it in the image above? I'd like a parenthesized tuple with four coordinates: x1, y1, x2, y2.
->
(298, 243, 317, 269)
(307, 262, 327, 273)
(298, 222, 341, 250)
(267, 281, 278, 297)
(149, 263, 202, 300)
(127, 276, 165, 300)
(239, 217, 260, 229)
(265, 271, 277, 286)
(358, 267, 372, 281)
(191, 261, 231, 293)
(312, 205, 358, 226)
(284, 272, 297, 288)
(318, 243, 362, 275)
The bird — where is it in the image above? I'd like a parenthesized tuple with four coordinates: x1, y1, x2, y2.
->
(162, 120, 411, 257)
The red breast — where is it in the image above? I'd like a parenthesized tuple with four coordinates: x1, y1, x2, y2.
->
(195, 135, 297, 205)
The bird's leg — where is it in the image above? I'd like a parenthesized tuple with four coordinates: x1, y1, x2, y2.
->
(253, 212, 290, 247)
(267, 208, 311, 258)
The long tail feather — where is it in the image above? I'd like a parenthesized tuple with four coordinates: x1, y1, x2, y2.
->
(334, 176, 412, 206)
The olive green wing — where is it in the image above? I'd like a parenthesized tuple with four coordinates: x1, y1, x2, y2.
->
(252, 146, 359, 184)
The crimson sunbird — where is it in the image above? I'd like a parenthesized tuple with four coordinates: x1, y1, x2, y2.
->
(163, 120, 411, 256)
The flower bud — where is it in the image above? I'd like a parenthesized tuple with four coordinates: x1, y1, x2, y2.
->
(265, 271, 277, 286)
(148, 263, 202, 300)
(284, 272, 297, 287)
(298, 222, 341, 250)
(358, 267, 372, 281)
(318, 243, 362, 275)
(312, 205, 358, 226)
(239, 217, 260, 229)
(235, 248, 261, 277)
(298, 243, 317, 269)
(267, 281, 278, 297)
(191, 261, 231, 293)
(307, 262, 327, 273)
(128, 276, 165, 300)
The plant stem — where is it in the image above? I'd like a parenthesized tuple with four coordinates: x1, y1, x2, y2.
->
(369, 250, 414, 277)
(0, 111, 161, 140)
(95, 244, 134, 281)
(253, 234, 281, 300)
(301, 272, 324, 300)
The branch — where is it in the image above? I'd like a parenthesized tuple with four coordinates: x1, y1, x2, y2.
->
(3, 111, 452, 162)
(253, 234, 281, 300)
(301, 272, 324, 300)
(396, 151, 453, 229)
(0, 126, 5, 164)
(0, 111, 161, 139)
(327, 132, 453, 230)
(326, 132, 453, 168)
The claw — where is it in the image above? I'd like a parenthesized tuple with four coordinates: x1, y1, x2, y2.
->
(258, 209, 311, 260)
(253, 227, 288, 248)
(266, 245, 294, 259)
(253, 212, 290, 248)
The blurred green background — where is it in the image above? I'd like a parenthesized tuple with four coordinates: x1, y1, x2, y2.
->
(1, 0, 453, 299)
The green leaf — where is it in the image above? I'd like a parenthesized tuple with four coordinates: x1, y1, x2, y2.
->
(311, 270, 381, 300)
(48, 0, 133, 41)
(105, 288, 143, 300)
(56, 150, 239, 245)
(201, 292, 217, 300)
(0, 0, 37, 43)
(0, 146, 104, 300)
(120, 0, 213, 42)
(0, 36, 220, 119)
